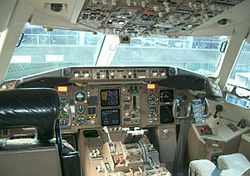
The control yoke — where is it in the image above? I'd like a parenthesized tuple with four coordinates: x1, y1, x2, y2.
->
(173, 96, 209, 123)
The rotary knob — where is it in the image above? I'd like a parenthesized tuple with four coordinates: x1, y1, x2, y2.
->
(161, 72, 166, 77)
(152, 72, 158, 77)
(1, 85, 7, 90)
(102, 0, 107, 5)
(84, 73, 90, 78)
(112, 0, 117, 6)
(127, 0, 131, 6)
(74, 72, 79, 78)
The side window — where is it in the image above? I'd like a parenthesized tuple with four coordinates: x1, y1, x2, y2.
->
(225, 41, 250, 109)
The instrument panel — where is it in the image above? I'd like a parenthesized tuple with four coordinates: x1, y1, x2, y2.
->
(58, 84, 178, 129)
(58, 67, 189, 132)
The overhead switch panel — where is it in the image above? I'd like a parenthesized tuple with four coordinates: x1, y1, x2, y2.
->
(77, 0, 244, 36)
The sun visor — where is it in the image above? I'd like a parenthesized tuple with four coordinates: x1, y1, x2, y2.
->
(0, 0, 17, 32)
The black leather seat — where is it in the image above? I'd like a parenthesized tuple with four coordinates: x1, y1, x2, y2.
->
(0, 88, 59, 142)
(0, 88, 81, 176)
(0, 88, 62, 176)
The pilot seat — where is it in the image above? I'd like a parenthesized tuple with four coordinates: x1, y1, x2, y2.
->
(0, 88, 81, 176)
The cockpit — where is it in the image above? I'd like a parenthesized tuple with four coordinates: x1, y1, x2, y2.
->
(0, 0, 250, 176)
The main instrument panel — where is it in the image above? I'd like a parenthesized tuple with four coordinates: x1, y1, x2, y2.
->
(58, 84, 179, 130)
(58, 67, 190, 132)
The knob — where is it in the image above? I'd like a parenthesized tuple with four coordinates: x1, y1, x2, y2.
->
(159, 12, 164, 18)
(141, 1, 146, 8)
(201, 4, 205, 10)
(165, 7, 170, 13)
(1, 85, 7, 90)
(161, 72, 166, 77)
(96, 149, 100, 155)
(153, 6, 159, 12)
(102, 0, 107, 5)
(84, 73, 90, 78)
(169, 15, 174, 24)
(210, 4, 215, 10)
(163, 2, 169, 6)
(96, 165, 101, 173)
(188, 1, 192, 8)
(112, 0, 117, 6)
(127, 0, 131, 6)
(152, 72, 158, 77)
(74, 72, 79, 78)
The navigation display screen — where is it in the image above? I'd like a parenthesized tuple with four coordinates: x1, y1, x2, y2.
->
(101, 109, 120, 126)
(160, 90, 173, 102)
(100, 89, 119, 107)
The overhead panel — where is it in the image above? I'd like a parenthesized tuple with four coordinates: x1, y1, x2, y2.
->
(77, 0, 244, 37)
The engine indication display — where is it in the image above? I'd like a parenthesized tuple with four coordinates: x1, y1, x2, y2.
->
(100, 89, 119, 107)
(160, 90, 173, 103)
(101, 109, 120, 126)
(75, 92, 85, 102)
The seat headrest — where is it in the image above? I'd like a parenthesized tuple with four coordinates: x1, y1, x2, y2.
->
(0, 88, 59, 142)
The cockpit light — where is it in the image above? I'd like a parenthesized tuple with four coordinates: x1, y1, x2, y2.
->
(57, 86, 68, 92)
(147, 84, 156, 90)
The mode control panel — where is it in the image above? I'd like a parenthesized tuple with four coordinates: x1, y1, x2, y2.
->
(70, 67, 168, 81)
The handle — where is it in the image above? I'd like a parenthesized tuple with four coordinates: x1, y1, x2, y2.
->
(55, 119, 63, 155)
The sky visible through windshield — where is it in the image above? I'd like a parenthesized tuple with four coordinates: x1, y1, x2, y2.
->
(5, 24, 230, 80)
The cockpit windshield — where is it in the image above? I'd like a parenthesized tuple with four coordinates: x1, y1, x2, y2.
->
(5, 24, 228, 80)
(111, 36, 228, 76)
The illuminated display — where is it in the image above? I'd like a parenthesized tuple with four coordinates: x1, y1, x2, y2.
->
(160, 90, 173, 102)
(147, 84, 156, 90)
(100, 89, 119, 107)
(57, 86, 68, 92)
(101, 109, 120, 126)
(75, 92, 85, 102)
(83, 130, 99, 138)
